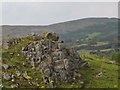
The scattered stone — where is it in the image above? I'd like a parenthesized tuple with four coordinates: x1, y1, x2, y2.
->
(80, 81, 84, 84)
(16, 71, 21, 77)
(11, 74, 15, 82)
(11, 74, 15, 78)
(17, 53, 20, 56)
(3, 73, 11, 80)
(9, 52, 14, 55)
(11, 78, 15, 82)
(80, 62, 89, 68)
(23, 71, 32, 80)
(23, 71, 28, 79)
(22, 62, 25, 66)
(2, 64, 9, 70)
(0, 84, 3, 88)
(11, 84, 18, 88)
(96, 72, 103, 78)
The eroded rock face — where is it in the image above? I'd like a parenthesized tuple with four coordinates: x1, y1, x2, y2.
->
(21, 32, 82, 87)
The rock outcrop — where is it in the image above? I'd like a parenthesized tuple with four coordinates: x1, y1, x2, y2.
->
(21, 32, 82, 87)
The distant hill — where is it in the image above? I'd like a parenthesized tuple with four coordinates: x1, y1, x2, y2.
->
(1, 18, 119, 43)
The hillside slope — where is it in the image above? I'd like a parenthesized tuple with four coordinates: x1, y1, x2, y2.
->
(2, 36, 118, 88)
(2, 18, 118, 37)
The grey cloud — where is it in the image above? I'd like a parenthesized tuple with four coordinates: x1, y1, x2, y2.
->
(1, 2, 118, 25)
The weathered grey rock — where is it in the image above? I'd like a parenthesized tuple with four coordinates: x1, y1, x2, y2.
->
(80, 62, 89, 68)
(0, 84, 3, 88)
(11, 74, 15, 78)
(11, 78, 15, 82)
(79, 81, 84, 84)
(17, 53, 20, 56)
(2, 64, 9, 70)
(23, 71, 28, 79)
(22, 62, 26, 66)
(10, 52, 14, 55)
(11, 74, 15, 82)
(96, 72, 103, 78)
(3, 73, 11, 80)
(16, 71, 21, 77)
(11, 84, 18, 88)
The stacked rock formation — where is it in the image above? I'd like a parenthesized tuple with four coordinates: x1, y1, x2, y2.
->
(21, 32, 82, 87)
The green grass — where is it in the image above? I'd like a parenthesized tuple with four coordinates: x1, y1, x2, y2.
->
(79, 54, 118, 88)
(84, 32, 101, 42)
(87, 32, 101, 39)
(2, 36, 119, 88)
(2, 36, 48, 88)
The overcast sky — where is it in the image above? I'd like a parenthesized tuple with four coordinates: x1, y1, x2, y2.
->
(1, 2, 118, 25)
